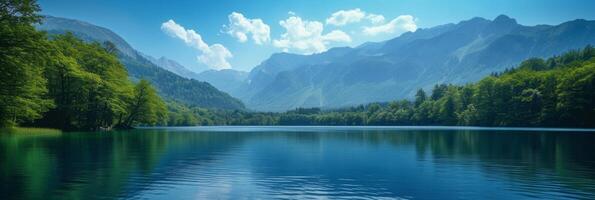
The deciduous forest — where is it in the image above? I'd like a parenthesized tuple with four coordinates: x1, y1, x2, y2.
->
(165, 46, 595, 128)
(1, 0, 593, 130)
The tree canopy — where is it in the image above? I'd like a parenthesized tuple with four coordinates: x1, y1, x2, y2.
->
(1, 0, 168, 130)
(169, 46, 595, 128)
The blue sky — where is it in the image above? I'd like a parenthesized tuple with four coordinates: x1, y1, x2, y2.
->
(38, 0, 595, 72)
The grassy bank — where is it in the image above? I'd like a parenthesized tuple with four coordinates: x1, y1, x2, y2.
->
(0, 127, 62, 136)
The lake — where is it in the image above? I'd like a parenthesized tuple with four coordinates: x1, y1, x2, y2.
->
(1, 126, 595, 199)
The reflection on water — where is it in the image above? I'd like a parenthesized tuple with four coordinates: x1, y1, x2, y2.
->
(1, 127, 595, 199)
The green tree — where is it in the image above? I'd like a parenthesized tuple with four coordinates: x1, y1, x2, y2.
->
(556, 64, 595, 127)
(474, 77, 496, 126)
(458, 104, 479, 125)
(414, 89, 427, 107)
(37, 34, 135, 130)
(516, 88, 543, 126)
(0, 0, 53, 127)
(538, 74, 558, 124)
(431, 84, 448, 100)
(118, 80, 167, 128)
(439, 94, 457, 125)
(0, 0, 41, 24)
(413, 101, 433, 125)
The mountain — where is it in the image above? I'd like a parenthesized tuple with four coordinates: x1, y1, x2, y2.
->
(142, 55, 200, 79)
(194, 69, 249, 95)
(142, 55, 249, 96)
(233, 15, 595, 111)
(37, 16, 245, 110)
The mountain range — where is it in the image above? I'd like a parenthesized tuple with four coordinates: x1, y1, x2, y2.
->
(38, 15, 595, 112)
(37, 16, 245, 110)
(203, 15, 595, 111)
(141, 55, 249, 94)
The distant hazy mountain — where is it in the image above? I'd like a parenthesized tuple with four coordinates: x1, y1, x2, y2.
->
(142, 54, 200, 79)
(37, 16, 245, 110)
(234, 15, 595, 111)
(141, 55, 249, 94)
(194, 69, 249, 95)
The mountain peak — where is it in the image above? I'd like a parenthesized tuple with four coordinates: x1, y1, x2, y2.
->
(467, 17, 490, 23)
(39, 16, 139, 58)
(458, 17, 491, 28)
(493, 14, 517, 24)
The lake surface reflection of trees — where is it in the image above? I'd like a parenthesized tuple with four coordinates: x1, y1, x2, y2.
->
(1, 128, 594, 199)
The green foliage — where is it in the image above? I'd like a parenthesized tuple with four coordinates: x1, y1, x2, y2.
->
(556, 62, 595, 126)
(190, 46, 595, 128)
(1, 0, 593, 129)
(457, 104, 479, 126)
(0, 0, 169, 130)
(414, 89, 427, 107)
(37, 33, 137, 130)
(0, 0, 53, 126)
(431, 84, 448, 100)
(119, 55, 245, 110)
(163, 101, 277, 126)
(117, 80, 167, 128)
(0, 0, 41, 24)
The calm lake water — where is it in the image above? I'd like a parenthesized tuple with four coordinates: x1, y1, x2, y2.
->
(1, 126, 595, 199)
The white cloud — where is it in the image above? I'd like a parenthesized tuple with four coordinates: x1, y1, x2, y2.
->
(197, 44, 232, 70)
(363, 15, 417, 36)
(326, 9, 387, 26)
(366, 13, 385, 24)
(273, 16, 351, 54)
(326, 8, 366, 26)
(322, 30, 351, 42)
(223, 12, 270, 45)
(161, 19, 232, 70)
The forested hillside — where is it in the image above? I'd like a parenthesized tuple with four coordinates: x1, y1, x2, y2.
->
(37, 16, 245, 110)
(0, 1, 168, 130)
(2, 0, 593, 129)
(233, 15, 595, 111)
(180, 46, 594, 127)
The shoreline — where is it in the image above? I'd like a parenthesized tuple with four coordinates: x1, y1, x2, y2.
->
(5, 125, 594, 133)
(138, 125, 595, 132)
(0, 127, 62, 135)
